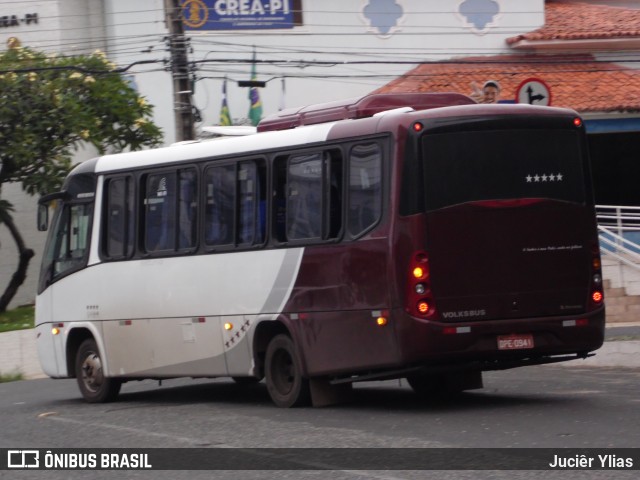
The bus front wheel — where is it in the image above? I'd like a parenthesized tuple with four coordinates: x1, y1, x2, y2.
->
(75, 339, 121, 403)
(265, 334, 310, 408)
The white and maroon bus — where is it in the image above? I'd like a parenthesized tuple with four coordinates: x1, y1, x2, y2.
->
(35, 93, 605, 407)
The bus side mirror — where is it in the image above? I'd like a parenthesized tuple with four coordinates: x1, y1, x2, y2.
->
(37, 204, 49, 232)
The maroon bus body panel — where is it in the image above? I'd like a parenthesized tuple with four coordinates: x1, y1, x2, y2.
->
(427, 201, 594, 320)
(275, 100, 604, 381)
(390, 214, 604, 368)
(284, 239, 399, 376)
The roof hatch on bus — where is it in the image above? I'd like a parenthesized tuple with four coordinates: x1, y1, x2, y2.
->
(257, 92, 475, 132)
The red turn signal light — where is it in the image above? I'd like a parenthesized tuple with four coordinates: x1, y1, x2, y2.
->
(592, 291, 603, 303)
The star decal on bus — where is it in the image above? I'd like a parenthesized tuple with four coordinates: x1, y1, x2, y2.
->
(224, 319, 251, 349)
(526, 173, 564, 183)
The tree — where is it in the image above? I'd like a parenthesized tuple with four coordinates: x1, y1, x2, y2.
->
(0, 46, 163, 311)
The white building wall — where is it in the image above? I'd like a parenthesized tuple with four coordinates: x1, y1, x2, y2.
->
(0, 0, 545, 309)
(104, 0, 545, 141)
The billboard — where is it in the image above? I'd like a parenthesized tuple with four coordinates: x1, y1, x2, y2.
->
(181, 0, 302, 30)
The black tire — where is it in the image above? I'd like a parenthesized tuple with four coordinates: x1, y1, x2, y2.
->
(265, 334, 310, 408)
(75, 339, 121, 403)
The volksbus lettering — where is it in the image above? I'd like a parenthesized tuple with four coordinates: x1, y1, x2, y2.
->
(441, 310, 487, 319)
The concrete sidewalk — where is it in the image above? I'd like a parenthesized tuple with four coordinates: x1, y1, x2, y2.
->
(1, 326, 639, 380)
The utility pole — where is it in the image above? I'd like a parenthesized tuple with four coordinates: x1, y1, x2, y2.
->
(165, 0, 195, 141)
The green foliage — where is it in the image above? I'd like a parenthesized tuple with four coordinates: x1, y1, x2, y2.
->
(0, 371, 24, 383)
(0, 47, 163, 196)
(0, 305, 34, 333)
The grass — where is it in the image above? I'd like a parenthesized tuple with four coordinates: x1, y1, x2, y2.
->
(0, 371, 23, 383)
(0, 305, 35, 333)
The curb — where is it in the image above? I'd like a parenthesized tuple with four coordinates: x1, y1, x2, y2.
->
(556, 340, 640, 368)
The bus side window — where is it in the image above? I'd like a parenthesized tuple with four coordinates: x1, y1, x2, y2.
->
(273, 157, 288, 243)
(238, 162, 256, 245)
(205, 164, 235, 246)
(178, 169, 198, 249)
(287, 153, 323, 240)
(145, 172, 177, 252)
(326, 151, 343, 239)
(238, 160, 267, 246)
(348, 143, 382, 237)
(284, 150, 342, 242)
(52, 203, 93, 277)
(105, 176, 134, 259)
(143, 168, 197, 253)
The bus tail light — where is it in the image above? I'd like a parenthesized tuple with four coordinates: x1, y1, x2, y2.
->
(406, 251, 437, 319)
(589, 244, 604, 310)
(417, 300, 429, 314)
(592, 290, 603, 304)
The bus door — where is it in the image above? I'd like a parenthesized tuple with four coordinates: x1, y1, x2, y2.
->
(38, 191, 95, 374)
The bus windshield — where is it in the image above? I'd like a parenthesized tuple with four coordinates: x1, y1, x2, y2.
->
(422, 129, 586, 211)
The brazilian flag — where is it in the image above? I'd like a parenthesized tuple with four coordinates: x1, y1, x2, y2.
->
(248, 53, 263, 126)
(219, 79, 232, 126)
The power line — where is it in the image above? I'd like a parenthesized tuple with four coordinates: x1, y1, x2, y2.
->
(0, 59, 166, 76)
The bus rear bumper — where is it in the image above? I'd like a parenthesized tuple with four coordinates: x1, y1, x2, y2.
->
(325, 308, 605, 385)
(329, 351, 594, 385)
(393, 307, 606, 369)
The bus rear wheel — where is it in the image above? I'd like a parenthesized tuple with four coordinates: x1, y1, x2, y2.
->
(75, 339, 121, 403)
(265, 334, 310, 408)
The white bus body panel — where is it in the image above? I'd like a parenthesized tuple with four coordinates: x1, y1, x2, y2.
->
(36, 123, 330, 380)
(42, 248, 304, 378)
(94, 123, 336, 174)
(35, 288, 54, 371)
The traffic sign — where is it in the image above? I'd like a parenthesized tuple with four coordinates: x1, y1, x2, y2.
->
(516, 78, 552, 106)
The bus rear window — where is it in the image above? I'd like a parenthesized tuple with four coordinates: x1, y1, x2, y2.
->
(422, 129, 586, 211)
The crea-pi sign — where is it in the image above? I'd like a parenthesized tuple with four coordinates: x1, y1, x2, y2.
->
(181, 0, 302, 30)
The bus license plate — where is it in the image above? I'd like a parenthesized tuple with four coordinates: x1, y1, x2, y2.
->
(497, 334, 534, 350)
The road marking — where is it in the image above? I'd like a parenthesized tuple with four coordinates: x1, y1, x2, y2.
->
(43, 415, 213, 446)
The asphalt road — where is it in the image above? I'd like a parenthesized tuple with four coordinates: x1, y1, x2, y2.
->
(1, 365, 639, 479)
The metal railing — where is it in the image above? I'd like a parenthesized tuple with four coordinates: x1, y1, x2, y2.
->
(596, 205, 640, 274)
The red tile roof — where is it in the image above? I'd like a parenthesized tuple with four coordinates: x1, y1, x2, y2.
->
(374, 55, 640, 113)
(507, 1, 640, 44)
